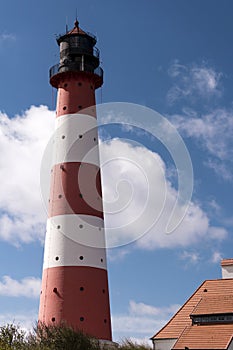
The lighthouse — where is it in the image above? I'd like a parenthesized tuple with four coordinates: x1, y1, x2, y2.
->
(38, 20, 112, 342)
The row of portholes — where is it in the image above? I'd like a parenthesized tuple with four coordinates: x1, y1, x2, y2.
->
(60, 134, 97, 142)
(40, 287, 106, 294)
(56, 194, 83, 199)
(54, 255, 104, 263)
(51, 317, 107, 323)
(56, 225, 102, 231)
(62, 105, 83, 111)
(63, 82, 94, 89)
(50, 166, 100, 180)
(56, 107, 96, 115)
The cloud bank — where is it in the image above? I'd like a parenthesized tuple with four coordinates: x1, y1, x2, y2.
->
(0, 106, 54, 245)
(101, 138, 227, 249)
(0, 276, 41, 298)
(0, 105, 227, 248)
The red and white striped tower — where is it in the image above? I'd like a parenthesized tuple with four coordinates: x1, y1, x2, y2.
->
(39, 20, 112, 341)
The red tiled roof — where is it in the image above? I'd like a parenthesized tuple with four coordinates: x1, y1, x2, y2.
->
(191, 295, 233, 315)
(173, 324, 233, 350)
(151, 279, 233, 341)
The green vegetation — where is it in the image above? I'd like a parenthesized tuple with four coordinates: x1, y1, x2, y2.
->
(0, 324, 26, 350)
(0, 323, 152, 349)
(119, 339, 151, 350)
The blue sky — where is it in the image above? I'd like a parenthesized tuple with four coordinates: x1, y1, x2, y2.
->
(0, 0, 233, 344)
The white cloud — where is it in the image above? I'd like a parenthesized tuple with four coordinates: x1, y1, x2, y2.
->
(211, 251, 223, 264)
(129, 300, 180, 317)
(0, 276, 41, 298)
(180, 250, 200, 265)
(108, 248, 130, 262)
(0, 105, 55, 245)
(204, 158, 233, 181)
(112, 300, 180, 342)
(192, 67, 220, 93)
(0, 33, 16, 42)
(171, 108, 233, 181)
(0, 311, 37, 331)
(172, 108, 233, 159)
(207, 198, 221, 215)
(167, 61, 222, 103)
(101, 139, 227, 249)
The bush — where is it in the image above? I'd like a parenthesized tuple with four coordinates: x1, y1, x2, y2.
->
(0, 323, 101, 350)
(33, 323, 101, 350)
(0, 323, 152, 349)
(0, 323, 26, 350)
(118, 339, 152, 350)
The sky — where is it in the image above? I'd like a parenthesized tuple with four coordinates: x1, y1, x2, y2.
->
(0, 0, 233, 344)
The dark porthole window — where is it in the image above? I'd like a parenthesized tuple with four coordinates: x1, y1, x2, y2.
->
(79, 224, 83, 229)
(62, 135, 65, 139)
(64, 83, 68, 88)
(78, 82, 82, 86)
(80, 317, 84, 322)
(79, 134, 83, 139)
(101, 258, 103, 263)
(58, 194, 62, 198)
(79, 255, 84, 260)
(57, 225, 61, 229)
(63, 106, 67, 110)
(80, 287, 84, 291)
(55, 256, 59, 261)
(51, 317, 55, 322)
(104, 319, 107, 323)
(78, 105, 82, 109)
(102, 289, 105, 294)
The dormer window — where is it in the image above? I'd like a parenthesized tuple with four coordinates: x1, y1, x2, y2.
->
(191, 313, 233, 325)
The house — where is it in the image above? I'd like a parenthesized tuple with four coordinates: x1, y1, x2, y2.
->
(151, 259, 233, 350)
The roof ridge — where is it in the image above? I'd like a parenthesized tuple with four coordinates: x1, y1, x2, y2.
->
(172, 325, 190, 350)
(191, 296, 203, 315)
(204, 278, 233, 281)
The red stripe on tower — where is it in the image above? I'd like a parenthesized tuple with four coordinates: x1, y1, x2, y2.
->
(38, 20, 112, 341)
